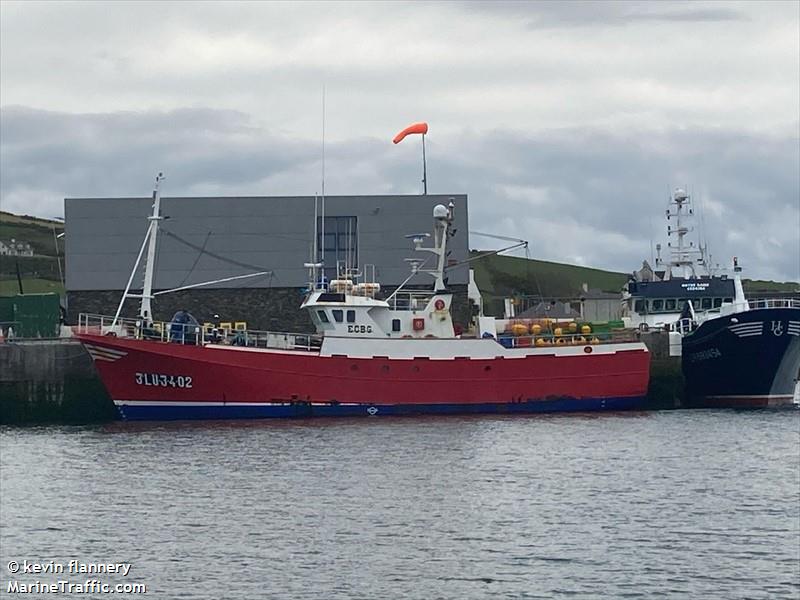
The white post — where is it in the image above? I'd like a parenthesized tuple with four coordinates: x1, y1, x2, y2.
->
(732, 257, 750, 313)
(139, 173, 165, 325)
(111, 225, 152, 328)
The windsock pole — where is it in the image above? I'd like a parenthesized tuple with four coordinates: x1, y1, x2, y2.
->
(393, 122, 429, 196)
(422, 133, 427, 195)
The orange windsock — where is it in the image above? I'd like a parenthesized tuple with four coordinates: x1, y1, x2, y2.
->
(393, 122, 428, 144)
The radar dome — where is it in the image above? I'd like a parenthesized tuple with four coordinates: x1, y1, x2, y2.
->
(433, 204, 449, 219)
(673, 188, 688, 201)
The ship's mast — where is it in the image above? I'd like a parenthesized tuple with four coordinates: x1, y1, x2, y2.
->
(139, 173, 165, 324)
(112, 172, 270, 329)
(111, 172, 164, 328)
(660, 188, 705, 280)
(415, 200, 454, 291)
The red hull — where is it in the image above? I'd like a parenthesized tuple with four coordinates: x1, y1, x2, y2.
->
(78, 334, 650, 419)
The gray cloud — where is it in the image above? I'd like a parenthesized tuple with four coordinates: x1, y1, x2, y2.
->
(1, 106, 797, 282)
(2, 1, 794, 135)
(1, 2, 797, 281)
(459, 1, 747, 27)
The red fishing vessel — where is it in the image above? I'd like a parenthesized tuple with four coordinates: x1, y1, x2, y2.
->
(76, 176, 650, 420)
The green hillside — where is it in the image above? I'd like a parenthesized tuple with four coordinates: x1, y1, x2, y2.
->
(0, 211, 64, 296)
(0, 211, 63, 257)
(470, 252, 627, 295)
(0, 278, 64, 296)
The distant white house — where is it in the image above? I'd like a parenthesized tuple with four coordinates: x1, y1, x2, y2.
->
(0, 238, 34, 257)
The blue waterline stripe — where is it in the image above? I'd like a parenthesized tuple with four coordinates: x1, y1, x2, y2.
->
(116, 396, 644, 421)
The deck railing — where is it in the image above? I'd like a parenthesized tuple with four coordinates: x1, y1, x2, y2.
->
(748, 298, 800, 310)
(497, 329, 640, 349)
(387, 291, 436, 311)
(75, 313, 322, 352)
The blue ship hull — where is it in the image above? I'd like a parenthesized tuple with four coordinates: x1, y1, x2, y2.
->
(682, 307, 800, 407)
(115, 395, 644, 421)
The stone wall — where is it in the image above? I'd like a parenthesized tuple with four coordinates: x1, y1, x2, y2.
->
(68, 285, 473, 334)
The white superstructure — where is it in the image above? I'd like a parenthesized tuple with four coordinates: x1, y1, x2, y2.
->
(622, 188, 748, 331)
(302, 201, 458, 339)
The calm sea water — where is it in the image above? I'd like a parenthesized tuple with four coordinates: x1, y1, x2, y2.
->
(1, 410, 798, 599)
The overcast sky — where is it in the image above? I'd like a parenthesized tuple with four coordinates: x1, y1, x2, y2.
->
(1, 0, 798, 281)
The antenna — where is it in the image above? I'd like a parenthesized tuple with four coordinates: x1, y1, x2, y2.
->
(310, 193, 319, 285)
(697, 187, 708, 263)
(320, 85, 326, 277)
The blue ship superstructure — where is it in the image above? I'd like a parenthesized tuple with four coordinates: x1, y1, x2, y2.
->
(623, 188, 800, 408)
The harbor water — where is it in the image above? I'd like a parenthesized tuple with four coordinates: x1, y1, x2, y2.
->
(1, 409, 798, 599)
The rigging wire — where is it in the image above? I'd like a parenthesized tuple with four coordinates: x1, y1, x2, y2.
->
(178, 230, 212, 288)
(524, 242, 544, 305)
(160, 227, 274, 273)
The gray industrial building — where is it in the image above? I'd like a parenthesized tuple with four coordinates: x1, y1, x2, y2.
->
(65, 194, 471, 331)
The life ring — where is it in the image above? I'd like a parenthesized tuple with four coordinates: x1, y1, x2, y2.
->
(434, 298, 446, 311)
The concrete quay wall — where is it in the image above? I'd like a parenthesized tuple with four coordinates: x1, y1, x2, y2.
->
(640, 331, 685, 410)
(0, 340, 116, 424)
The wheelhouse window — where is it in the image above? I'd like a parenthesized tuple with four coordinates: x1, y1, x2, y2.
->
(346, 310, 356, 323)
(665, 299, 677, 311)
(317, 310, 329, 323)
(332, 309, 343, 323)
(651, 299, 664, 312)
(701, 298, 712, 310)
(724, 297, 733, 304)
(392, 319, 401, 332)
(634, 299, 645, 312)
(713, 298, 723, 308)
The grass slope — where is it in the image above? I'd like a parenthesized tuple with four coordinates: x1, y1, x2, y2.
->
(0, 278, 65, 296)
(470, 252, 626, 297)
(0, 212, 64, 294)
(0, 211, 64, 258)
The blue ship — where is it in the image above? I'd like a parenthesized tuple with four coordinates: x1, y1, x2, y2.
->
(623, 188, 800, 408)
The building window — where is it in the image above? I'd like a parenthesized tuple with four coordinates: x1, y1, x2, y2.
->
(346, 310, 355, 323)
(317, 310, 329, 323)
(392, 319, 401, 332)
(318, 216, 358, 280)
(332, 309, 343, 323)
